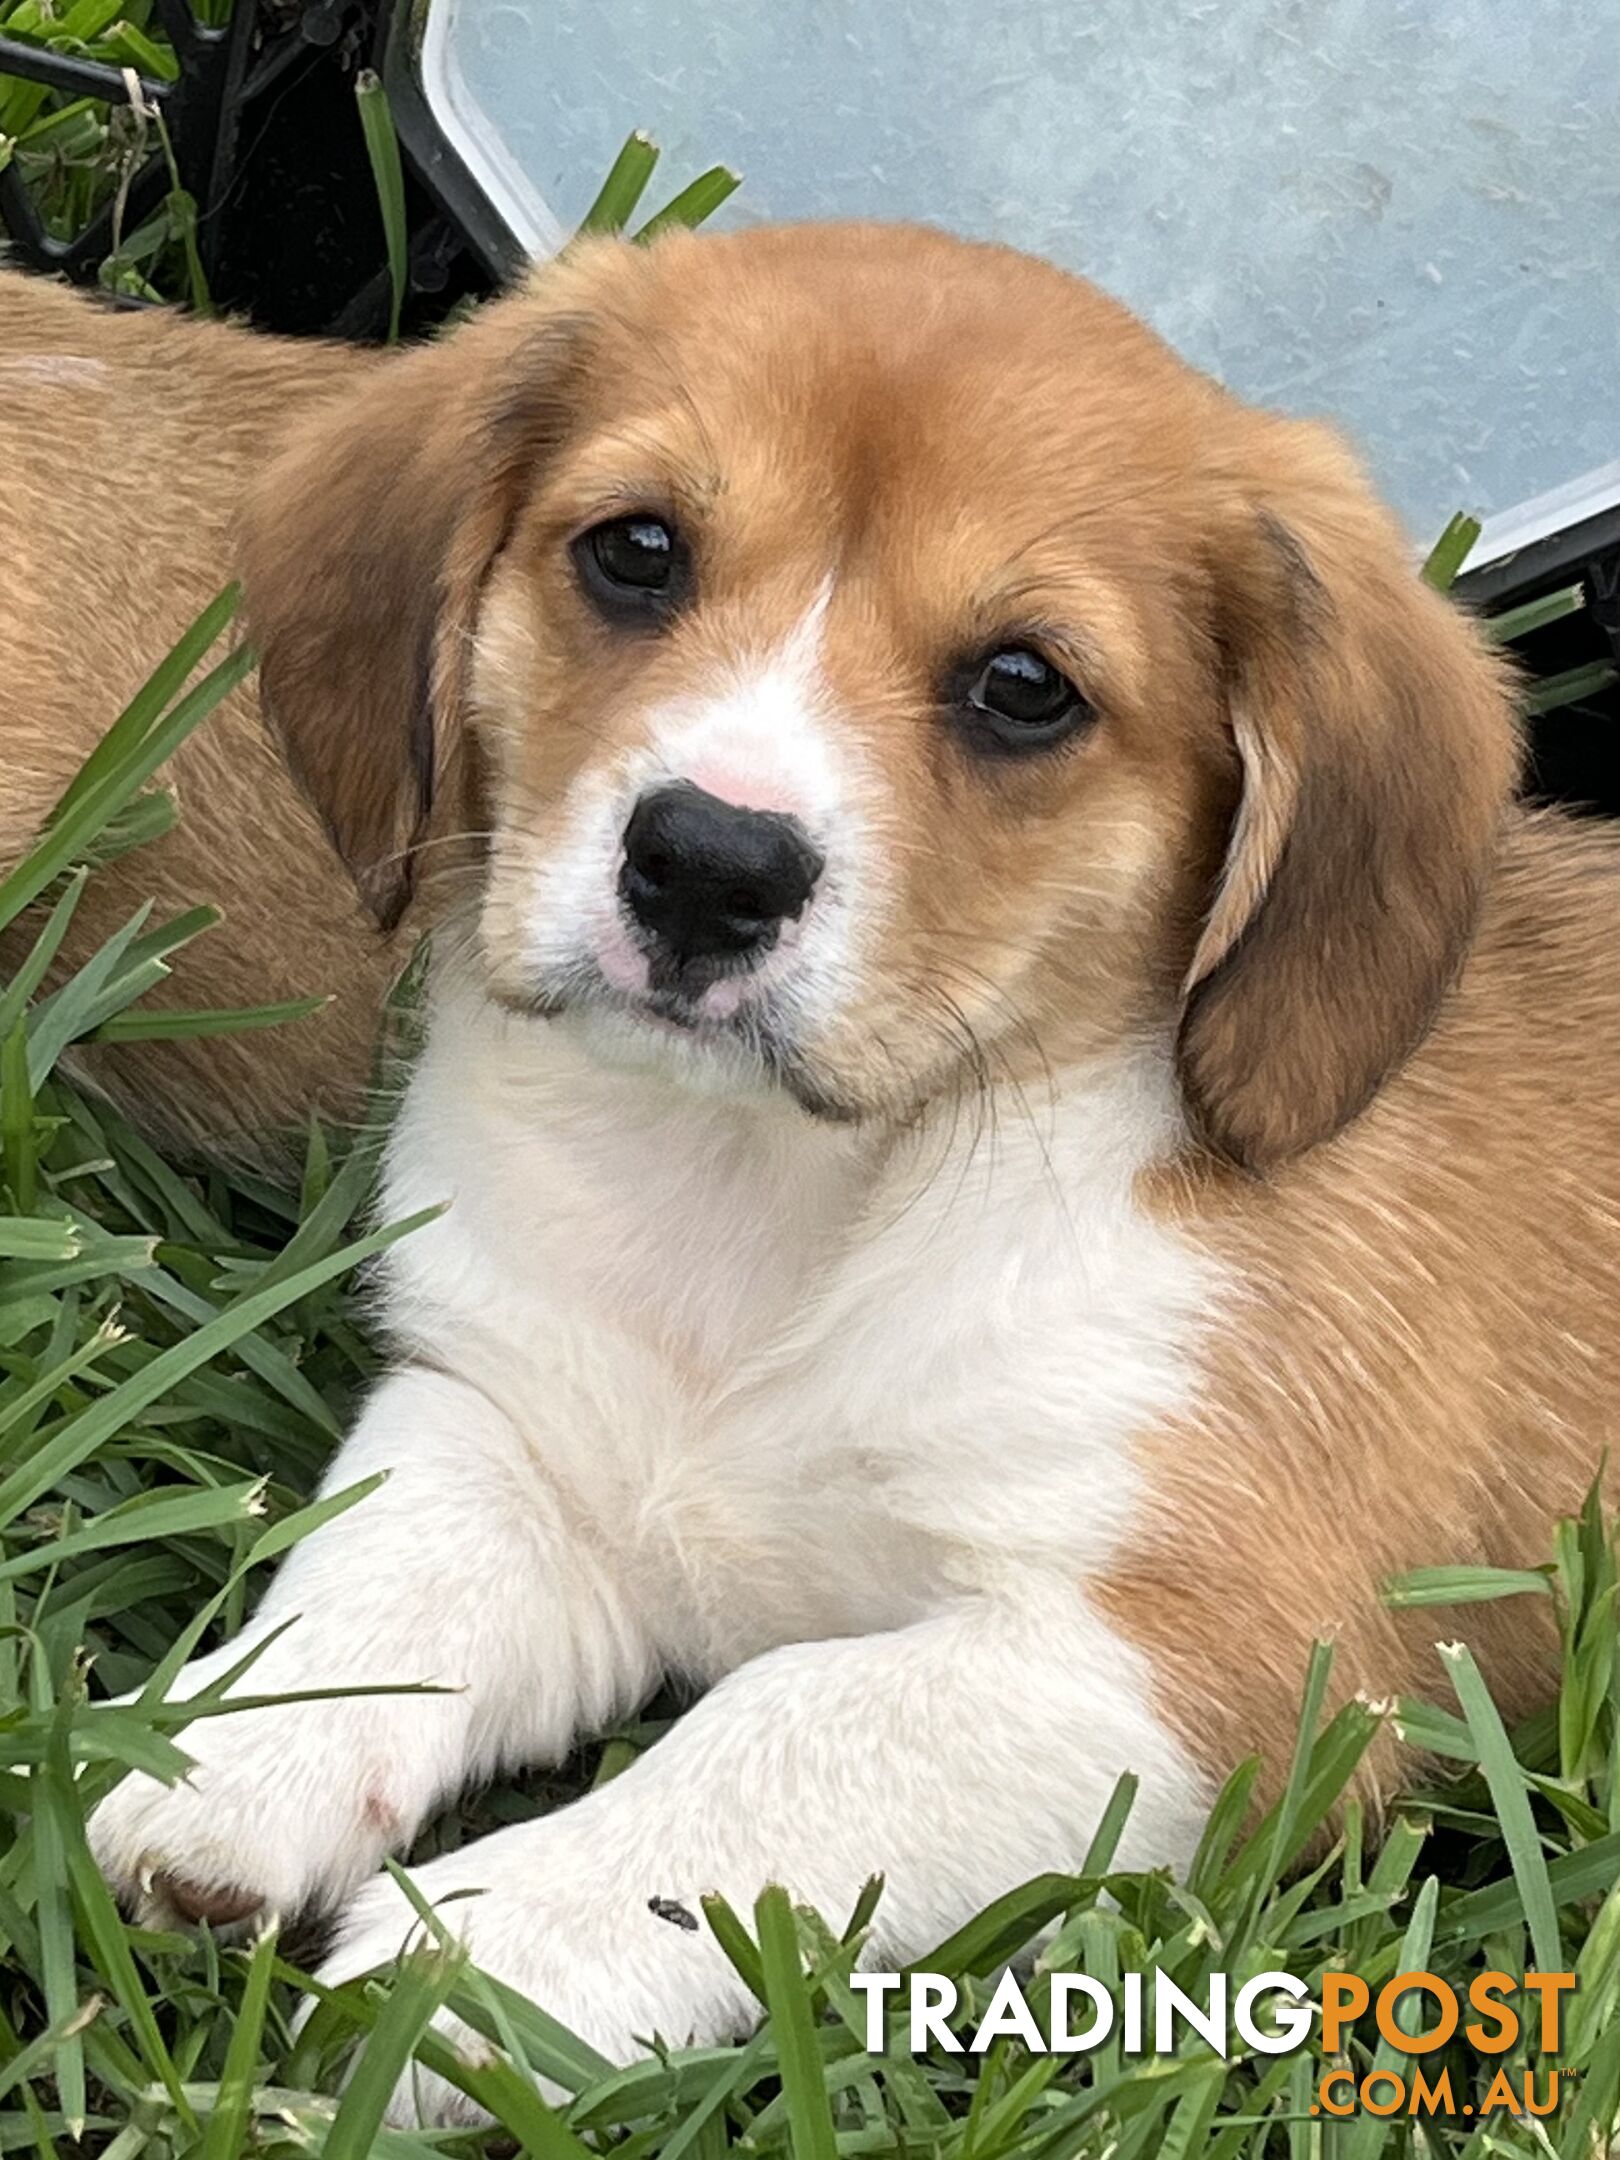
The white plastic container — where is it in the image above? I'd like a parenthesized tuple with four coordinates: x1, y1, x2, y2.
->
(420, 0, 1620, 561)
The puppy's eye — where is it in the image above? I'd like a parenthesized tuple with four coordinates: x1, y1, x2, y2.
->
(962, 647, 1090, 751)
(573, 514, 689, 624)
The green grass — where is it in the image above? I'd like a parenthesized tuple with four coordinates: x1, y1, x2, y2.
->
(0, 598, 1614, 2158)
(0, 0, 210, 301)
(0, 0, 743, 312)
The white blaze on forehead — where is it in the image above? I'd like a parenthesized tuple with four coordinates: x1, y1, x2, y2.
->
(651, 584, 842, 826)
(513, 579, 885, 1041)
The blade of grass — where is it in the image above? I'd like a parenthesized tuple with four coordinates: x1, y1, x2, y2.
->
(198, 1926, 280, 2160)
(1342, 1875, 1439, 2160)
(324, 1945, 463, 2159)
(29, 1666, 89, 2136)
(0, 1476, 266, 1586)
(59, 1800, 192, 2126)
(576, 129, 659, 235)
(1440, 1639, 1562, 1972)
(1485, 583, 1585, 645)
(41, 585, 240, 839)
(1385, 1565, 1551, 1608)
(754, 1885, 837, 2160)
(92, 995, 329, 1043)
(634, 165, 742, 241)
(0, 870, 87, 1047)
(1420, 512, 1481, 591)
(355, 70, 407, 342)
(0, 637, 256, 933)
(1523, 660, 1617, 716)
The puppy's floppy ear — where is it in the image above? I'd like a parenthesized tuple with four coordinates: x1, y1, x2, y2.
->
(236, 262, 608, 928)
(1178, 420, 1520, 1171)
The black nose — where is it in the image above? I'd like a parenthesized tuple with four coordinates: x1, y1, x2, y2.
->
(620, 783, 824, 970)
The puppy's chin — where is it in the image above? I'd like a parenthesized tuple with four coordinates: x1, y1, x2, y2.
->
(561, 998, 781, 1101)
(487, 965, 924, 1127)
(569, 1005, 963, 1131)
(509, 977, 843, 1122)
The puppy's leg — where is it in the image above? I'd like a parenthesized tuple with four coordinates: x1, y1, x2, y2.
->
(319, 1595, 1211, 2126)
(90, 1365, 655, 1928)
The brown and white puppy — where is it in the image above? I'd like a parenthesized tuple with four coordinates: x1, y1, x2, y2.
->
(17, 226, 1614, 2123)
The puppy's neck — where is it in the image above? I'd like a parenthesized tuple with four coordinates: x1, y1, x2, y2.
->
(385, 965, 1185, 1384)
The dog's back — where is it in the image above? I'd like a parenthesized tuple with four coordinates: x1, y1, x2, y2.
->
(0, 274, 402, 1155)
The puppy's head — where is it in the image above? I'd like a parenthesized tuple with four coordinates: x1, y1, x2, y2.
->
(241, 223, 1517, 1163)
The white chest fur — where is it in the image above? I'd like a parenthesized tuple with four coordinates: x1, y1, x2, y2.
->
(382, 979, 1225, 1674)
(91, 971, 1225, 2067)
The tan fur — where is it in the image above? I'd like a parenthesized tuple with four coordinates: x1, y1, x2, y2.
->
(237, 299, 592, 929)
(4, 231, 1617, 1809)
(1178, 456, 1520, 1169)
(0, 276, 401, 1155)
(1107, 813, 1620, 1797)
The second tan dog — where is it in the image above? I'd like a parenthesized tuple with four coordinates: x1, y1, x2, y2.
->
(0, 272, 407, 1154)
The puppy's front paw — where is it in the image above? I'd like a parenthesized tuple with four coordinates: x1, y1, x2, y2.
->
(317, 1826, 756, 2128)
(90, 1690, 424, 1931)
